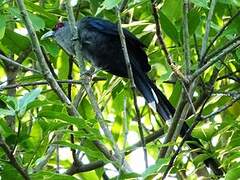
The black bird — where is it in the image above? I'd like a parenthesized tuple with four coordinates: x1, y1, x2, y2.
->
(41, 16, 223, 175)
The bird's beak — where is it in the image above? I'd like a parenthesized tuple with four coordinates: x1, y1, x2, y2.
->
(41, 31, 54, 40)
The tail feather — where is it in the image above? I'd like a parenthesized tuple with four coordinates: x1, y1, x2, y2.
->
(132, 71, 224, 176)
(133, 72, 173, 121)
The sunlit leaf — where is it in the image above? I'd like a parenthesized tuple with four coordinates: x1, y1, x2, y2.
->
(142, 158, 170, 179)
(225, 167, 240, 180)
(31, 171, 78, 180)
(0, 15, 6, 39)
(190, 0, 209, 9)
(18, 88, 41, 115)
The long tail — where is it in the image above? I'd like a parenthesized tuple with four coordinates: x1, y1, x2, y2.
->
(132, 70, 224, 176)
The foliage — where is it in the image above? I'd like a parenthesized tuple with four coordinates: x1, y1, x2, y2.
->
(0, 0, 239, 179)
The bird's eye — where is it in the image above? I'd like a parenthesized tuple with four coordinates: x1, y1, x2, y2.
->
(53, 22, 64, 31)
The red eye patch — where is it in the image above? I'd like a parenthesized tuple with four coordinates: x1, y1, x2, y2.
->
(53, 22, 64, 31)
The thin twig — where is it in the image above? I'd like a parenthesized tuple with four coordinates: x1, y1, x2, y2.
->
(182, 83, 196, 113)
(0, 78, 106, 90)
(220, 60, 240, 83)
(203, 94, 240, 119)
(56, 137, 60, 173)
(162, 87, 214, 179)
(125, 128, 164, 155)
(16, 47, 32, 64)
(119, 0, 128, 12)
(158, 96, 186, 158)
(190, 38, 240, 81)
(193, 34, 200, 59)
(116, 6, 148, 168)
(162, 93, 240, 178)
(199, 0, 217, 64)
(150, 0, 188, 84)
(162, 109, 204, 179)
(118, 98, 129, 179)
(0, 136, 30, 180)
(183, 0, 190, 75)
(0, 54, 41, 74)
(66, 161, 105, 175)
(16, 0, 79, 115)
(204, 10, 240, 58)
(217, 69, 240, 81)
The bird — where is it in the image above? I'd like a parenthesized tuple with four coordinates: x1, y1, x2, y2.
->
(41, 16, 224, 175)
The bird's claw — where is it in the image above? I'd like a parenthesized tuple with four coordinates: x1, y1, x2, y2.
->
(80, 67, 96, 80)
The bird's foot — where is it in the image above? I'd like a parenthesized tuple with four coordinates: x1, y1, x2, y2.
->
(80, 67, 96, 81)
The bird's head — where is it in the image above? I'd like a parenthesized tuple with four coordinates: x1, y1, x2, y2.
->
(41, 22, 75, 56)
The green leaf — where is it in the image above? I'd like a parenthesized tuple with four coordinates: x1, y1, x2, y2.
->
(142, 158, 170, 179)
(229, 137, 240, 148)
(225, 167, 240, 180)
(29, 13, 45, 31)
(31, 171, 78, 180)
(0, 15, 6, 39)
(18, 74, 44, 83)
(111, 115, 122, 141)
(0, 108, 15, 117)
(55, 129, 100, 140)
(0, 163, 23, 180)
(2, 29, 30, 53)
(235, 48, 240, 63)
(57, 51, 69, 79)
(190, 0, 209, 9)
(24, 1, 58, 26)
(159, 12, 179, 44)
(112, 88, 125, 113)
(0, 119, 14, 137)
(9, 7, 45, 31)
(218, 0, 240, 7)
(38, 110, 87, 129)
(5, 134, 18, 145)
(96, 0, 121, 15)
(42, 41, 60, 57)
(169, 80, 182, 107)
(161, 0, 183, 21)
(26, 99, 53, 111)
(0, 95, 18, 110)
(54, 141, 108, 161)
(192, 122, 216, 141)
(188, 9, 201, 35)
(193, 153, 210, 167)
(101, 0, 121, 9)
(117, 172, 140, 179)
(18, 89, 41, 115)
(78, 98, 95, 120)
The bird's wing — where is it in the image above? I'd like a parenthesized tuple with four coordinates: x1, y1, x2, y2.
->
(86, 17, 151, 72)
(88, 17, 146, 48)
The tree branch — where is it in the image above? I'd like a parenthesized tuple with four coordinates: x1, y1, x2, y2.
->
(203, 94, 240, 119)
(158, 95, 186, 158)
(204, 10, 240, 57)
(0, 136, 30, 180)
(0, 78, 106, 90)
(66, 161, 105, 175)
(190, 38, 240, 81)
(0, 54, 41, 74)
(64, 0, 128, 171)
(150, 0, 188, 83)
(116, 5, 148, 168)
(16, 0, 122, 173)
(183, 0, 190, 75)
(162, 93, 240, 178)
(199, 0, 217, 64)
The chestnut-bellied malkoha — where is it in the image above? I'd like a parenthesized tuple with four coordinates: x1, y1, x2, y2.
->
(41, 16, 223, 175)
